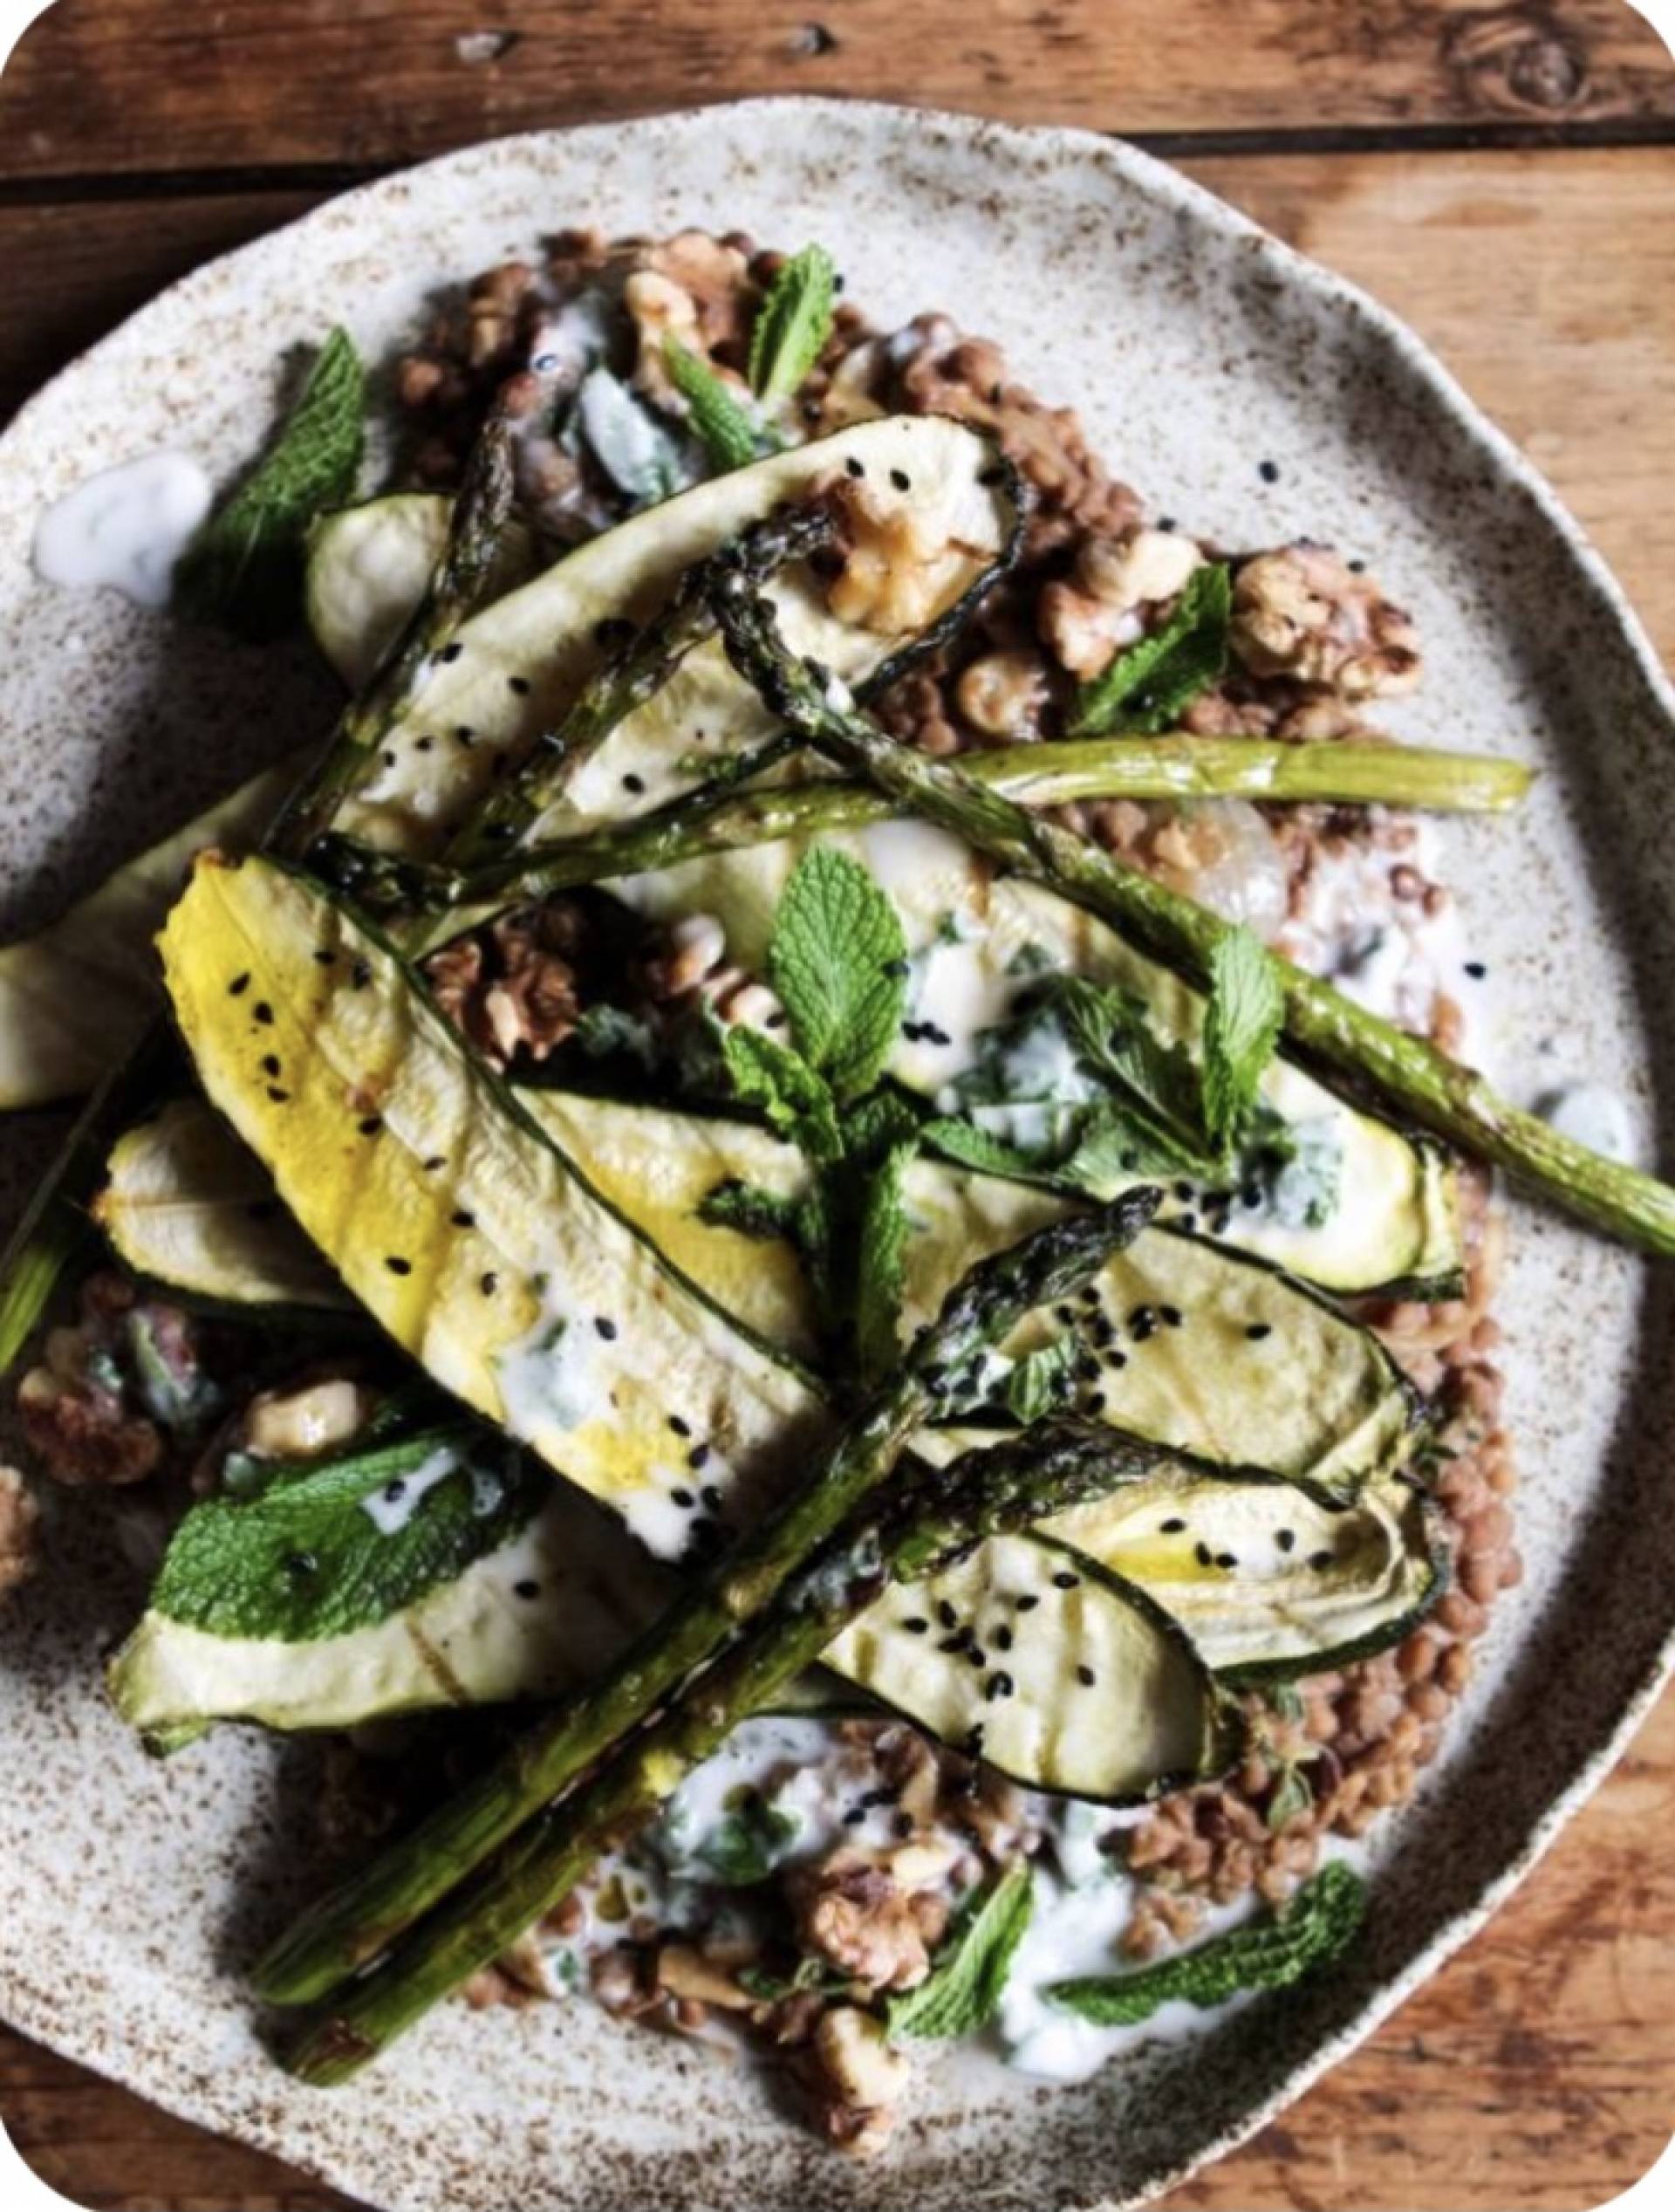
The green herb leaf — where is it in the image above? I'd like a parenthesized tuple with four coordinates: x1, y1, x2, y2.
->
(854, 1141, 915, 1385)
(749, 244, 838, 404)
(147, 1428, 545, 1642)
(769, 847, 910, 1103)
(722, 1024, 844, 1161)
(697, 1798, 802, 1886)
(1055, 977, 1215, 1169)
(921, 1116, 1046, 1181)
(1005, 1334, 1079, 1424)
(1243, 1116, 1343, 1229)
(175, 326, 365, 638)
(1202, 928, 1284, 1152)
(1048, 1861, 1365, 2025)
(1265, 1764, 1315, 1832)
(663, 339, 769, 472)
(887, 1864, 1035, 2043)
(697, 1177, 804, 1242)
(844, 1088, 924, 1166)
(1268, 1681, 1306, 1723)
(1066, 563, 1232, 737)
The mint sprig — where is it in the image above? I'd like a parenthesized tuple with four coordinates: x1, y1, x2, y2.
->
(854, 1140, 915, 1385)
(749, 244, 838, 405)
(663, 339, 770, 472)
(176, 325, 365, 638)
(770, 846, 910, 1104)
(1066, 562, 1232, 737)
(1047, 1861, 1365, 2025)
(1202, 927, 1284, 1153)
(886, 1863, 1035, 2043)
(721, 1025, 844, 1161)
(147, 1427, 544, 1643)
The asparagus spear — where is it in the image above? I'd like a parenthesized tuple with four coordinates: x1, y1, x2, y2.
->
(0, 418, 522, 1368)
(437, 502, 839, 873)
(277, 1413, 1200, 2084)
(253, 1194, 1159, 2007)
(309, 735, 1534, 919)
(712, 575, 1675, 1258)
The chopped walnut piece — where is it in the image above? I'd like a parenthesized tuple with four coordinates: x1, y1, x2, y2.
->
(0, 1466, 40, 1598)
(1231, 544, 1421, 698)
(656, 1942, 755, 2010)
(954, 647, 1052, 743)
(822, 475, 964, 638)
(803, 2005, 910, 2156)
(790, 1847, 933, 1994)
(243, 1378, 372, 1461)
(424, 905, 585, 1070)
(1038, 526, 1205, 679)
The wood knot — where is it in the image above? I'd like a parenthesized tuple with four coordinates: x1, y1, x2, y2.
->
(1445, 6, 1590, 118)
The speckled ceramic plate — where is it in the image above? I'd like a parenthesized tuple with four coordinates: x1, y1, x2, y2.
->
(3, 99, 1673, 2212)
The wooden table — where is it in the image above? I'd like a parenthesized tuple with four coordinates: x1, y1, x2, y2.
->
(3, 4, 1674, 2205)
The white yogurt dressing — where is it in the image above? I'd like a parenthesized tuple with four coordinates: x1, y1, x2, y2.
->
(1535, 1080, 1637, 1165)
(33, 452, 213, 608)
(359, 1446, 464, 1536)
(1275, 823, 1473, 1046)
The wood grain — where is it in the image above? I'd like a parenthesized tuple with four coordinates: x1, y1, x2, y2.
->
(1, 0, 1672, 181)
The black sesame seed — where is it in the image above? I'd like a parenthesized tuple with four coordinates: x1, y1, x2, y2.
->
(508, 675, 530, 695)
(1276, 1529, 1296, 1552)
(261, 1053, 281, 1078)
(253, 1001, 275, 1025)
(1178, 1213, 1200, 1234)
(228, 972, 250, 996)
(1015, 1594, 1041, 1613)
(667, 1414, 691, 1437)
(1259, 458, 1281, 483)
(843, 1805, 867, 1826)
(963, 1723, 987, 1757)
(894, 1811, 914, 1839)
(359, 1116, 383, 1137)
(382, 749, 396, 767)
(1245, 1323, 1273, 1341)
(1159, 1304, 1183, 1328)
(1216, 1551, 1239, 1570)
(903, 1616, 929, 1634)
(1309, 1550, 1335, 1572)
(845, 455, 865, 478)
(622, 773, 646, 794)
(1172, 1181, 1194, 1202)
(1077, 1664, 1096, 1687)
(312, 948, 337, 967)
(1084, 1390, 1107, 1414)
(1158, 513, 1178, 531)
(594, 1316, 619, 1340)
(266, 1085, 290, 1104)
(701, 1484, 723, 1512)
(1465, 960, 1487, 980)
(938, 1632, 968, 1654)
(1195, 1542, 1214, 1567)
(1052, 1570, 1080, 1590)
(687, 1442, 711, 1470)
(351, 959, 372, 990)
(1160, 1517, 1187, 1534)
(1347, 556, 1367, 573)
(423, 1154, 446, 1173)
(1108, 1348, 1128, 1370)
(670, 1487, 695, 1509)
(455, 726, 477, 746)
(985, 1670, 1015, 1702)
(386, 1256, 413, 1276)
(594, 617, 637, 648)
(966, 1647, 988, 1671)
(451, 1208, 475, 1228)
(383, 1480, 407, 1503)
(882, 955, 911, 977)
(938, 1600, 958, 1629)
(480, 1270, 499, 1295)
(515, 1579, 540, 1599)
(439, 641, 464, 663)
(890, 467, 911, 491)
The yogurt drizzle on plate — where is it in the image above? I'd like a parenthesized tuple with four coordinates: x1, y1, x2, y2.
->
(32, 452, 212, 609)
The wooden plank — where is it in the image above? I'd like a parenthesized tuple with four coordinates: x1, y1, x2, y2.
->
(0, 0, 1672, 181)
(1, 148, 1670, 667)
(8, 1686, 1672, 2212)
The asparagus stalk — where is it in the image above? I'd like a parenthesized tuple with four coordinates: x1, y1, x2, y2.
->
(437, 503, 838, 873)
(278, 1414, 1189, 2084)
(252, 1194, 1159, 2007)
(309, 735, 1534, 920)
(0, 421, 522, 1367)
(713, 576, 1675, 1258)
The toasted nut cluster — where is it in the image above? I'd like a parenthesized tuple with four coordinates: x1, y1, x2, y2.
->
(1231, 542, 1421, 698)
(1038, 526, 1205, 679)
(0, 1466, 40, 1599)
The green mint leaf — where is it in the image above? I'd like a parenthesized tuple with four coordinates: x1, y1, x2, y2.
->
(769, 847, 909, 1104)
(844, 1088, 923, 1167)
(175, 326, 365, 639)
(697, 1177, 804, 1242)
(1265, 1764, 1316, 1832)
(749, 244, 838, 404)
(1005, 1333, 1079, 1424)
(147, 1428, 544, 1642)
(922, 1116, 1051, 1181)
(1066, 562, 1232, 737)
(1268, 1681, 1306, 1723)
(1049, 1861, 1365, 2025)
(854, 1141, 915, 1386)
(1202, 928, 1284, 1152)
(1243, 1115, 1343, 1229)
(698, 1799, 802, 1886)
(663, 339, 771, 471)
(887, 1864, 1035, 2043)
(1055, 977, 1216, 1169)
(722, 1024, 844, 1161)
